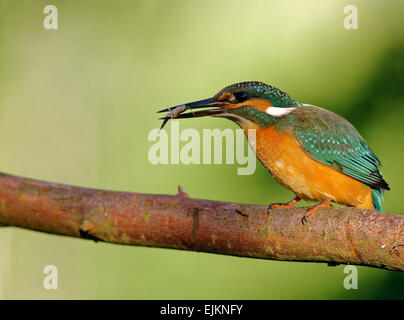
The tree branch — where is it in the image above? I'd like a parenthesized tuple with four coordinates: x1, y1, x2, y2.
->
(0, 173, 402, 271)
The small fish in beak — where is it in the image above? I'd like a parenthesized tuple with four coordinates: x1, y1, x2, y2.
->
(158, 104, 191, 130)
(157, 98, 230, 130)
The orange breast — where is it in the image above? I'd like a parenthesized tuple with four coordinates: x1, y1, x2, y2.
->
(246, 125, 373, 210)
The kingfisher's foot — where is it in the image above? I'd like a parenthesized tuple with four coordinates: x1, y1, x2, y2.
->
(301, 198, 332, 225)
(267, 196, 301, 213)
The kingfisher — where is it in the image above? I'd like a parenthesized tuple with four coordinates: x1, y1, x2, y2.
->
(158, 81, 390, 223)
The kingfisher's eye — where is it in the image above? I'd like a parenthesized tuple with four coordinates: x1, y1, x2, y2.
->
(234, 91, 249, 102)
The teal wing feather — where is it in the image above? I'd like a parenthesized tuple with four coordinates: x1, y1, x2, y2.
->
(276, 106, 390, 193)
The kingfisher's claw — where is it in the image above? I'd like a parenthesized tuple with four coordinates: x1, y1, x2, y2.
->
(267, 203, 279, 213)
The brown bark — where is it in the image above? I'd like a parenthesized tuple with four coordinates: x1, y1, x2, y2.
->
(0, 172, 402, 271)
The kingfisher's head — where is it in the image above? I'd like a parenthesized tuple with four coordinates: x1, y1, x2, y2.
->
(158, 81, 302, 130)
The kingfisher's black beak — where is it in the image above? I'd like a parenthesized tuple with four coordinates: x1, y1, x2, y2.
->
(157, 98, 230, 130)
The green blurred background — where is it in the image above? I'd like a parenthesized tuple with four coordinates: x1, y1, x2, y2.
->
(0, 0, 403, 299)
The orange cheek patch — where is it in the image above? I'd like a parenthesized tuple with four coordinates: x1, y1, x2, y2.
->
(235, 98, 273, 111)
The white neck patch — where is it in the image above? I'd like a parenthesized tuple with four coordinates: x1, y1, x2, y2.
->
(265, 107, 296, 117)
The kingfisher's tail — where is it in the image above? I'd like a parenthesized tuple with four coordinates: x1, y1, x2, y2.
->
(371, 188, 385, 211)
